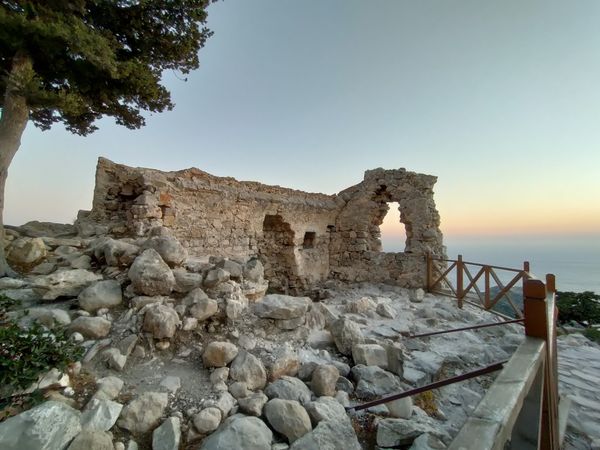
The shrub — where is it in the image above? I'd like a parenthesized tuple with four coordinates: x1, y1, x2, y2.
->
(556, 291, 600, 327)
(583, 328, 600, 344)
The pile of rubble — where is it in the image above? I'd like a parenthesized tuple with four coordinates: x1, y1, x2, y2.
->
(1, 221, 595, 450)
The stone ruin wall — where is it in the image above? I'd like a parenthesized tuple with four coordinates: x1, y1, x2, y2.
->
(85, 158, 445, 293)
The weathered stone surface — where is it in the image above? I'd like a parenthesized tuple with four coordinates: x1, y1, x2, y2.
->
(78, 280, 123, 312)
(93, 376, 124, 401)
(268, 348, 300, 381)
(229, 350, 267, 390)
(193, 407, 222, 434)
(189, 297, 218, 321)
(0, 401, 81, 450)
(69, 316, 112, 339)
(238, 392, 268, 416)
(376, 418, 448, 448)
(345, 296, 376, 314)
(387, 397, 413, 419)
(143, 235, 187, 268)
(376, 302, 396, 319)
(89, 159, 444, 290)
(117, 392, 168, 434)
(409, 288, 425, 303)
(103, 348, 127, 371)
(143, 304, 180, 339)
(243, 259, 264, 282)
(172, 268, 203, 293)
(311, 365, 339, 397)
(198, 415, 273, 450)
(265, 376, 312, 405)
(81, 398, 123, 431)
(204, 268, 230, 288)
(21, 307, 71, 328)
(352, 344, 388, 369)
(408, 432, 446, 449)
(264, 399, 312, 443)
(203, 342, 239, 368)
(351, 365, 404, 399)
(16, 220, 76, 238)
(289, 418, 361, 450)
(128, 249, 175, 296)
(216, 259, 243, 280)
(100, 238, 140, 267)
(33, 269, 103, 300)
(7, 237, 47, 267)
(152, 417, 181, 450)
(329, 317, 364, 356)
(67, 430, 114, 450)
(254, 294, 311, 320)
(304, 396, 348, 425)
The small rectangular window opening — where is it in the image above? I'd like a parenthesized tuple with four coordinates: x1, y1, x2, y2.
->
(303, 231, 316, 249)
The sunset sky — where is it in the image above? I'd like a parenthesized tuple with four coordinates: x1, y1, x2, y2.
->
(6, 0, 600, 241)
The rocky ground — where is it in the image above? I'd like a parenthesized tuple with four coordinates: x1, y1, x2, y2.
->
(0, 221, 598, 450)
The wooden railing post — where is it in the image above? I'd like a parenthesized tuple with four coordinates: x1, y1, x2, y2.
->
(484, 265, 490, 309)
(524, 276, 560, 450)
(456, 254, 464, 309)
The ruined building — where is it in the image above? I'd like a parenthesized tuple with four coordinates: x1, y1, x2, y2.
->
(83, 158, 445, 293)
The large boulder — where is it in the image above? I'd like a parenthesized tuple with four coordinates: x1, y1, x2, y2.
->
(152, 417, 181, 450)
(203, 342, 239, 368)
(67, 430, 113, 450)
(142, 235, 187, 268)
(100, 238, 140, 267)
(7, 237, 47, 267)
(352, 344, 389, 369)
(193, 407, 222, 434)
(69, 317, 112, 339)
(229, 351, 267, 390)
(311, 365, 339, 397)
(117, 392, 168, 434)
(189, 297, 218, 322)
(243, 259, 264, 282)
(238, 392, 268, 417)
(254, 294, 311, 320)
(289, 418, 361, 450)
(198, 415, 273, 450)
(0, 401, 81, 450)
(329, 318, 365, 356)
(32, 269, 103, 300)
(128, 249, 175, 296)
(16, 221, 75, 238)
(173, 268, 203, 293)
(78, 280, 123, 313)
(351, 365, 404, 400)
(265, 376, 312, 405)
(143, 304, 180, 339)
(81, 399, 123, 431)
(264, 399, 312, 443)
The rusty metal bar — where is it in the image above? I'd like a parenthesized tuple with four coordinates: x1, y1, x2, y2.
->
(347, 360, 508, 412)
(409, 318, 524, 339)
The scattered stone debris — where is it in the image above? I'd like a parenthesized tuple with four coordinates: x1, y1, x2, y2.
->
(1, 165, 598, 449)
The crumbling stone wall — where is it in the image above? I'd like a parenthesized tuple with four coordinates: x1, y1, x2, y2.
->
(86, 158, 444, 292)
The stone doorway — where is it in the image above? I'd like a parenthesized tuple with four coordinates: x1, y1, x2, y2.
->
(258, 214, 297, 293)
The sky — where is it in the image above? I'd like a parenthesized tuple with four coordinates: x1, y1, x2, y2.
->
(6, 0, 600, 245)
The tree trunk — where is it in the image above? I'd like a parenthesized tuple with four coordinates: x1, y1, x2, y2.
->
(0, 52, 32, 277)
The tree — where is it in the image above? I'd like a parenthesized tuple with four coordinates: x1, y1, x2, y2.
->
(0, 0, 215, 276)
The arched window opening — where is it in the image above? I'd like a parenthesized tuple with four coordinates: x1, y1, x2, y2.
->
(379, 202, 407, 252)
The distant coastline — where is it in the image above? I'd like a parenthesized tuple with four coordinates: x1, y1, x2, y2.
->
(382, 234, 600, 293)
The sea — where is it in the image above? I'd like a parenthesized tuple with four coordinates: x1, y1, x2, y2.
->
(382, 235, 600, 294)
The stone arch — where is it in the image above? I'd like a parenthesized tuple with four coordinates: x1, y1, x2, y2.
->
(258, 214, 297, 293)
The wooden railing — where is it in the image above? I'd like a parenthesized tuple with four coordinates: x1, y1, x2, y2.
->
(426, 253, 530, 318)
(448, 275, 569, 450)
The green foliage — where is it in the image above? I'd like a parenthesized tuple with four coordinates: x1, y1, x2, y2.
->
(583, 327, 600, 344)
(556, 291, 600, 327)
(1, 0, 215, 134)
(0, 320, 83, 401)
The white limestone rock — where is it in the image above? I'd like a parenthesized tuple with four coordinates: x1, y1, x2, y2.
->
(33, 269, 103, 300)
(69, 316, 112, 339)
(117, 392, 169, 434)
(78, 280, 123, 312)
(265, 376, 312, 405)
(142, 235, 187, 268)
(229, 350, 267, 390)
(152, 417, 181, 450)
(198, 415, 272, 450)
(143, 304, 180, 339)
(264, 398, 312, 443)
(81, 398, 123, 431)
(67, 430, 114, 450)
(0, 400, 81, 450)
(203, 341, 239, 368)
(311, 365, 339, 397)
(128, 249, 175, 296)
(352, 344, 389, 369)
(329, 317, 365, 356)
(7, 237, 47, 267)
(193, 407, 222, 434)
(254, 294, 311, 320)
